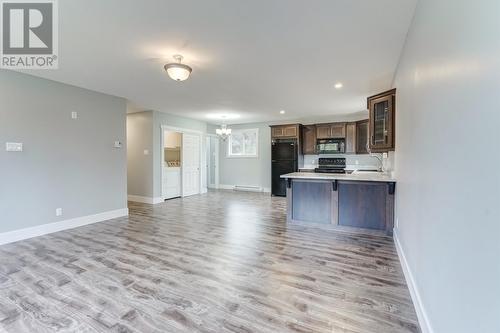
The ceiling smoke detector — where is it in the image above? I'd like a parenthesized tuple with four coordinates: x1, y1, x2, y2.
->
(164, 55, 192, 82)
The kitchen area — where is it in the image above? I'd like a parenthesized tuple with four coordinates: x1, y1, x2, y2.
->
(271, 89, 396, 234)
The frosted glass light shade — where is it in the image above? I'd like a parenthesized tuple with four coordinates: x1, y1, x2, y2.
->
(164, 63, 192, 81)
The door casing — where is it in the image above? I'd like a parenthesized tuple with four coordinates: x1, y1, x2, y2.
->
(160, 125, 204, 199)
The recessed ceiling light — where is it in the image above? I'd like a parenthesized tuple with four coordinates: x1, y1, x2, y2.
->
(280, 110, 286, 114)
(334, 82, 343, 89)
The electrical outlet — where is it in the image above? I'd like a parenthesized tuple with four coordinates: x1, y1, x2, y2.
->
(382, 152, 388, 159)
(71, 111, 78, 119)
(55, 208, 63, 216)
(355, 160, 359, 165)
(114, 141, 122, 148)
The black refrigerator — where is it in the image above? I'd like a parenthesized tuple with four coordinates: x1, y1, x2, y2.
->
(271, 139, 298, 196)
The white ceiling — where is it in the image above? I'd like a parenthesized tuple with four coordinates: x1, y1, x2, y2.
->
(22, 0, 417, 124)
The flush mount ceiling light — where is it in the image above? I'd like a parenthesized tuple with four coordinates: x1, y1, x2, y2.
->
(334, 82, 343, 89)
(164, 55, 192, 82)
(280, 110, 286, 114)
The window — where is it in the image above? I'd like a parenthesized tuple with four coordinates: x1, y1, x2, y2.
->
(227, 128, 259, 157)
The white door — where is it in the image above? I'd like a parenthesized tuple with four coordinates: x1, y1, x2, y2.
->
(182, 134, 200, 196)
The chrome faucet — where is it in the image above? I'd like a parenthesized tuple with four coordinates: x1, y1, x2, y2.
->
(366, 143, 384, 172)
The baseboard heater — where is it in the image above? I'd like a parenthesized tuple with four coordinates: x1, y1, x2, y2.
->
(233, 185, 263, 192)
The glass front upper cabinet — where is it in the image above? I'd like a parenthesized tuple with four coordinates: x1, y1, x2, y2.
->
(368, 89, 396, 152)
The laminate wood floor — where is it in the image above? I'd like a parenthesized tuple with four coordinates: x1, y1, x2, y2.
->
(0, 190, 420, 333)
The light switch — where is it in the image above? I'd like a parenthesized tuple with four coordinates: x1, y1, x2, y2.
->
(6, 142, 23, 152)
(71, 111, 78, 119)
(55, 208, 63, 216)
(143, 149, 149, 155)
(114, 141, 122, 148)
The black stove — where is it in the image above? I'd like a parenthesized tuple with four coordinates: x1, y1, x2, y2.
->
(314, 157, 346, 174)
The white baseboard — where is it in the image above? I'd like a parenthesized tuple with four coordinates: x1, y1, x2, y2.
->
(394, 230, 434, 333)
(0, 208, 129, 246)
(218, 184, 271, 193)
(128, 195, 163, 204)
(152, 197, 164, 204)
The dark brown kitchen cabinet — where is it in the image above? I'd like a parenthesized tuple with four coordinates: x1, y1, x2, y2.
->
(316, 124, 331, 139)
(284, 126, 298, 137)
(356, 119, 369, 154)
(271, 124, 300, 139)
(368, 89, 395, 152)
(271, 126, 285, 137)
(301, 125, 317, 155)
(345, 122, 356, 154)
(331, 123, 346, 138)
(316, 123, 346, 139)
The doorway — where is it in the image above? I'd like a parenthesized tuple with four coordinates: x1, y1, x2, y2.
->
(206, 136, 219, 189)
(161, 126, 203, 199)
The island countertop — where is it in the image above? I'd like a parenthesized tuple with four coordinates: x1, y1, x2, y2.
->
(280, 172, 396, 183)
(281, 171, 396, 234)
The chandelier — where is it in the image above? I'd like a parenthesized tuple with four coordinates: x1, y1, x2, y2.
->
(216, 124, 232, 140)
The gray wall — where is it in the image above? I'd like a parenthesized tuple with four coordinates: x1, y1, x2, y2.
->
(126, 111, 153, 197)
(210, 122, 272, 190)
(0, 70, 127, 233)
(393, 0, 500, 332)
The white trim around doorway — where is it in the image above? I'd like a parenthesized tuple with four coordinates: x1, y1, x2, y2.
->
(160, 125, 205, 200)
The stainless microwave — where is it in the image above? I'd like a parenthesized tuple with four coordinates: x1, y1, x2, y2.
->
(317, 138, 345, 154)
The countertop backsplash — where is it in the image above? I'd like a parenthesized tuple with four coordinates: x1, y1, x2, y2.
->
(301, 152, 394, 172)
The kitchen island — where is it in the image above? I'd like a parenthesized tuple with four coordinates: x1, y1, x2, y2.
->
(281, 172, 396, 235)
